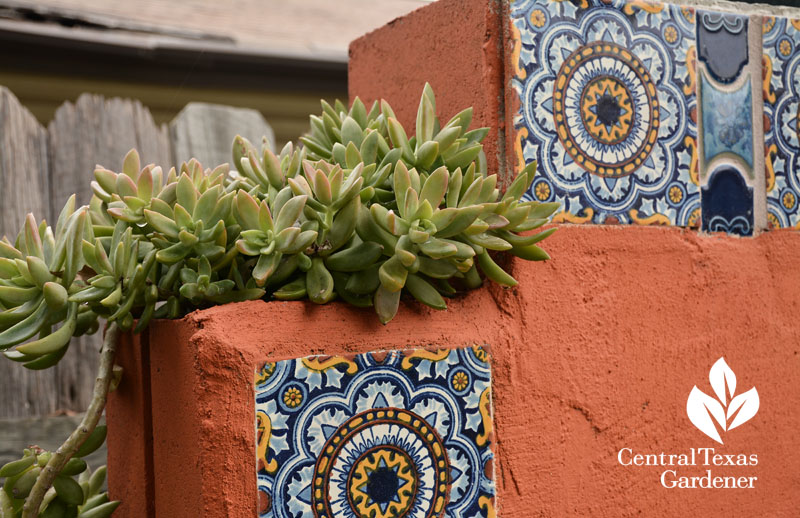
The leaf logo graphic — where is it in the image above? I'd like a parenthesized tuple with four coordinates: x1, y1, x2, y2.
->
(686, 358, 759, 444)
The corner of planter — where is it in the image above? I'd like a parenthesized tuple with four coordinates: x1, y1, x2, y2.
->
(144, 295, 506, 518)
(106, 330, 154, 518)
(348, 0, 509, 184)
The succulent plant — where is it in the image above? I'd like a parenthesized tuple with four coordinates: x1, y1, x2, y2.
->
(0, 431, 117, 518)
(0, 84, 558, 517)
(295, 84, 558, 322)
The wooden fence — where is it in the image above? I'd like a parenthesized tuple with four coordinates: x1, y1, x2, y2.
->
(0, 86, 276, 418)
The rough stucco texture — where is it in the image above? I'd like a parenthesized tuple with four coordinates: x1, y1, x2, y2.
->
(108, 226, 800, 517)
(106, 332, 154, 518)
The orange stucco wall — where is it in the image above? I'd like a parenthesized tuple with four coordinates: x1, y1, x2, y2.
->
(108, 226, 800, 517)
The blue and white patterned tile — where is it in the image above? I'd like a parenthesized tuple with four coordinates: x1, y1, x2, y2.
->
(763, 15, 800, 229)
(254, 346, 495, 518)
(510, 0, 700, 226)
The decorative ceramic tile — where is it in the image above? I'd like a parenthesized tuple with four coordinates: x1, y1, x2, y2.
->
(510, 0, 700, 226)
(696, 12, 749, 85)
(254, 346, 495, 518)
(699, 70, 754, 170)
(763, 16, 800, 229)
(701, 166, 754, 235)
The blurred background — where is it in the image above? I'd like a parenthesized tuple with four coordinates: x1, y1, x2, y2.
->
(0, 0, 430, 147)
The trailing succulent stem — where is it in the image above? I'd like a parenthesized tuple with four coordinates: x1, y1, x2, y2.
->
(19, 324, 119, 518)
(0, 84, 558, 516)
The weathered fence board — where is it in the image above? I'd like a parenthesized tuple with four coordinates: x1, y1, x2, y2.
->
(48, 93, 172, 212)
(0, 414, 107, 476)
(0, 88, 60, 418)
(0, 87, 50, 228)
(170, 102, 275, 169)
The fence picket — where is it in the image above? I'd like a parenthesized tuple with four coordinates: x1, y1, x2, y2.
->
(48, 93, 172, 212)
(170, 102, 275, 170)
(0, 87, 58, 417)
